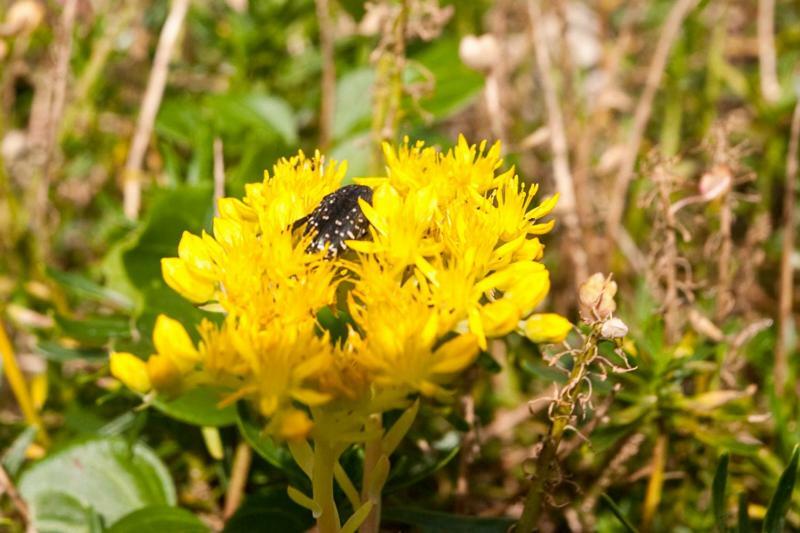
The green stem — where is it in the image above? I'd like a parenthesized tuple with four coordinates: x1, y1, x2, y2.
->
(313, 439, 341, 533)
(516, 331, 599, 532)
(360, 414, 383, 533)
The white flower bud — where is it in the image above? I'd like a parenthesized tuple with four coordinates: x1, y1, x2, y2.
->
(600, 317, 628, 339)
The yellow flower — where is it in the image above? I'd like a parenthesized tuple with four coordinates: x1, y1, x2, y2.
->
(152, 315, 200, 373)
(524, 313, 572, 344)
(109, 352, 151, 394)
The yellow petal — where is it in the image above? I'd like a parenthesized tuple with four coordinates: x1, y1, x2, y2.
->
(177, 231, 216, 281)
(290, 388, 332, 406)
(110, 352, 151, 394)
(524, 313, 572, 344)
(430, 333, 480, 374)
(153, 314, 199, 372)
(468, 307, 487, 351)
(528, 219, 556, 235)
(527, 193, 559, 220)
(146, 354, 182, 394)
(161, 257, 215, 303)
(480, 299, 521, 337)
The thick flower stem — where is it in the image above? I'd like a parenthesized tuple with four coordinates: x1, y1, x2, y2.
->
(516, 331, 598, 532)
(360, 414, 383, 533)
(313, 440, 341, 533)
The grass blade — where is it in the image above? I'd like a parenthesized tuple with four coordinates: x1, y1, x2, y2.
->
(762, 444, 799, 533)
(601, 493, 639, 533)
(713, 453, 730, 532)
(737, 493, 751, 533)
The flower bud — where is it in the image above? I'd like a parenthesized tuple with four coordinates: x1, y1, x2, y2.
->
(579, 273, 617, 323)
(524, 313, 572, 344)
(600, 317, 628, 339)
(699, 164, 732, 201)
(459, 34, 500, 73)
(5, 1, 44, 35)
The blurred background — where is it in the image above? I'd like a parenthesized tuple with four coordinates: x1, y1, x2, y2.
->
(1, 0, 800, 531)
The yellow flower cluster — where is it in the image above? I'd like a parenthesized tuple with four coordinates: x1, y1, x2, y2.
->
(110, 137, 571, 439)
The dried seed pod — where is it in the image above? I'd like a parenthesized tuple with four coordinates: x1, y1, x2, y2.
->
(578, 273, 617, 323)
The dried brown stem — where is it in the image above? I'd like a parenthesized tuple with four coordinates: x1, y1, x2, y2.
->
(213, 137, 225, 217)
(315, 0, 336, 149)
(757, 0, 781, 103)
(527, 0, 588, 285)
(223, 442, 252, 519)
(0, 463, 29, 524)
(123, 0, 190, 219)
(776, 99, 800, 395)
(606, 0, 697, 240)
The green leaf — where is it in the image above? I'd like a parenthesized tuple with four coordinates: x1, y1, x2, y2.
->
(385, 432, 460, 493)
(152, 386, 237, 427)
(241, 93, 298, 145)
(411, 38, 484, 120)
(713, 453, 729, 533)
(235, 402, 307, 485)
(600, 493, 639, 533)
(223, 488, 313, 533)
(333, 68, 374, 140)
(19, 437, 175, 530)
(381, 507, 513, 533)
(37, 340, 106, 362)
(738, 493, 751, 533)
(1, 426, 37, 476)
(46, 267, 133, 311)
(54, 314, 132, 346)
(762, 444, 799, 533)
(330, 132, 371, 180)
(108, 506, 208, 533)
(25, 491, 104, 533)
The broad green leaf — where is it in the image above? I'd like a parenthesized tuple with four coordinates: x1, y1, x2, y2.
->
(762, 444, 799, 533)
(223, 488, 313, 533)
(713, 453, 729, 533)
(242, 93, 297, 144)
(600, 493, 639, 533)
(330, 132, 371, 179)
(381, 507, 514, 533)
(411, 38, 484, 120)
(152, 386, 237, 427)
(25, 491, 103, 533)
(333, 68, 375, 140)
(19, 437, 175, 530)
(108, 506, 208, 533)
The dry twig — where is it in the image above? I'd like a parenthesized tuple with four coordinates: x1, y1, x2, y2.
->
(527, 0, 588, 285)
(123, 0, 190, 219)
(223, 442, 253, 519)
(776, 98, 800, 395)
(757, 0, 781, 103)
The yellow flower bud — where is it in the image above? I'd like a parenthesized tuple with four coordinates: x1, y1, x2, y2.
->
(524, 313, 572, 344)
(153, 314, 200, 373)
(109, 352, 151, 394)
(146, 354, 182, 394)
(278, 409, 313, 440)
